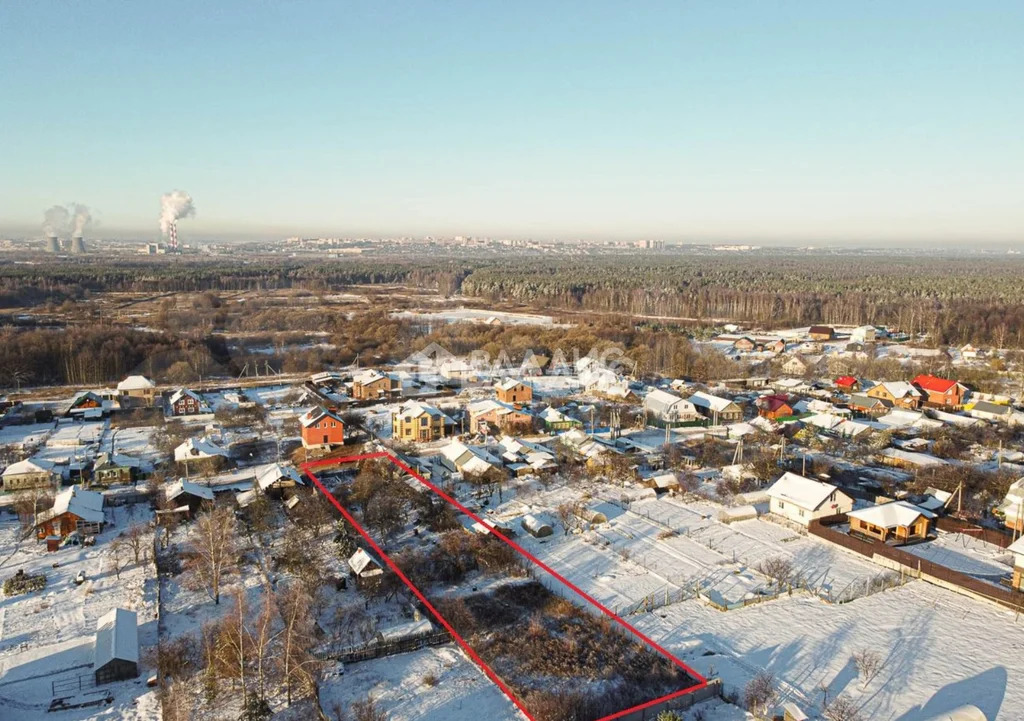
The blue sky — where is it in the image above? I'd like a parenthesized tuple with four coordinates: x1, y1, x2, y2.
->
(1, 1, 1022, 243)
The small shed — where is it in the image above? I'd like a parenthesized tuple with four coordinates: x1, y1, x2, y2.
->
(348, 548, 384, 587)
(521, 514, 553, 538)
(94, 608, 139, 685)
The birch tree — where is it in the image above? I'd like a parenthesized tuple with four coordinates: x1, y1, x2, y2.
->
(185, 505, 238, 604)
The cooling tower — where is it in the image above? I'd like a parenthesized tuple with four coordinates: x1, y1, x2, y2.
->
(47, 235, 60, 253)
(71, 236, 86, 253)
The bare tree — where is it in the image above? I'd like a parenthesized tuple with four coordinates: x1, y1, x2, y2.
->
(824, 695, 863, 721)
(556, 502, 577, 536)
(109, 537, 126, 579)
(852, 648, 883, 689)
(185, 505, 238, 604)
(351, 695, 387, 721)
(125, 524, 147, 564)
(277, 584, 322, 706)
(744, 670, 777, 719)
(757, 556, 795, 589)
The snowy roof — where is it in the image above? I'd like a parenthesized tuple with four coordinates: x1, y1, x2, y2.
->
(687, 391, 735, 413)
(174, 436, 228, 462)
(166, 478, 215, 502)
(1007, 536, 1024, 557)
(353, 369, 394, 385)
(878, 381, 921, 399)
(765, 472, 839, 511)
(348, 548, 382, 576)
(299, 406, 344, 428)
(2, 457, 54, 477)
(117, 375, 155, 391)
(495, 378, 526, 391)
(879, 448, 948, 467)
(256, 463, 304, 490)
(41, 485, 104, 524)
(94, 608, 139, 669)
(643, 388, 694, 417)
(395, 401, 452, 422)
(169, 388, 205, 406)
(847, 501, 935, 529)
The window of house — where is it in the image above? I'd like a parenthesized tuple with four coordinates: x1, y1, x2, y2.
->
(421, 417, 428, 426)
(799, 509, 805, 517)
(778, 501, 785, 509)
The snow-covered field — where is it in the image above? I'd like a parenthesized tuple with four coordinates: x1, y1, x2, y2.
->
(637, 581, 1022, 721)
(391, 307, 571, 327)
(318, 645, 525, 721)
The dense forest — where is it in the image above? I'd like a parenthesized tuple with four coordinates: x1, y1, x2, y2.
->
(3, 252, 1024, 350)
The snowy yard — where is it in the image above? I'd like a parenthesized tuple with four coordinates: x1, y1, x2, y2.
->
(0, 507, 159, 720)
(902, 531, 1015, 586)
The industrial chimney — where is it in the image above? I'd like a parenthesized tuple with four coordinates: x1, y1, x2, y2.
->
(71, 236, 86, 253)
(47, 235, 60, 253)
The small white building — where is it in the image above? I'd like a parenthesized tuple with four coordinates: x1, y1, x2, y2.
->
(765, 472, 853, 526)
(851, 325, 877, 343)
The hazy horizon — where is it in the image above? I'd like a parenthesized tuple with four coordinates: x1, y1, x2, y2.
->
(2, 1, 1022, 245)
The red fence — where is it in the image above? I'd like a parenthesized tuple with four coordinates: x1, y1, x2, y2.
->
(808, 515, 1024, 612)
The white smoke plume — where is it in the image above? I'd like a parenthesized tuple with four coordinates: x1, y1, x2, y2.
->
(69, 203, 92, 236)
(160, 190, 196, 236)
(42, 205, 70, 237)
(42, 203, 94, 237)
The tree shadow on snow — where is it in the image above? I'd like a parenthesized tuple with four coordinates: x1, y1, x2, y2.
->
(894, 666, 1006, 721)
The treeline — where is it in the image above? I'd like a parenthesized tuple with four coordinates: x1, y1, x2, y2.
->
(0, 257, 473, 306)
(459, 256, 1024, 346)
(0, 327, 232, 387)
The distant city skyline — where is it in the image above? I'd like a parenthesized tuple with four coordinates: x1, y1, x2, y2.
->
(1, 1, 1022, 245)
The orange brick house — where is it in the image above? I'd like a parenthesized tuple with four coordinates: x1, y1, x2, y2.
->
(495, 379, 533, 405)
(351, 370, 401, 401)
(865, 381, 920, 409)
(911, 374, 967, 409)
(300, 406, 345, 450)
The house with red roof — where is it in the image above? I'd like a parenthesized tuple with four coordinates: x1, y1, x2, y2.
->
(911, 374, 967, 409)
(834, 376, 860, 392)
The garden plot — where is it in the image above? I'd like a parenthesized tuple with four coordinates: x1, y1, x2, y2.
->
(902, 531, 1014, 585)
(317, 644, 526, 721)
(650, 497, 897, 602)
(517, 530, 671, 613)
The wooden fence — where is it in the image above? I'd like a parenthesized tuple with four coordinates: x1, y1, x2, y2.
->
(315, 629, 451, 665)
(934, 515, 1016, 549)
(809, 514, 1024, 612)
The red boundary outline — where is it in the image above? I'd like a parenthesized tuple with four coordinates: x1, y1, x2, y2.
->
(302, 452, 707, 721)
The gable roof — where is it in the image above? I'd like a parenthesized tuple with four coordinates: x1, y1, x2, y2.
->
(94, 608, 139, 669)
(766, 472, 839, 511)
(847, 500, 935, 528)
(348, 548, 382, 575)
(299, 406, 344, 428)
(876, 381, 921, 399)
(169, 388, 205, 407)
(495, 378, 527, 392)
(2, 458, 55, 477)
(687, 391, 735, 413)
(174, 436, 228, 461)
(643, 389, 695, 416)
(39, 485, 105, 525)
(166, 478, 215, 502)
(912, 374, 961, 394)
(256, 463, 304, 490)
(835, 375, 858, 388)
(117, 375, 156, 391)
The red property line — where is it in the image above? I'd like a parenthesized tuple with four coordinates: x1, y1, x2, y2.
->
(302, 452, 707, 721)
